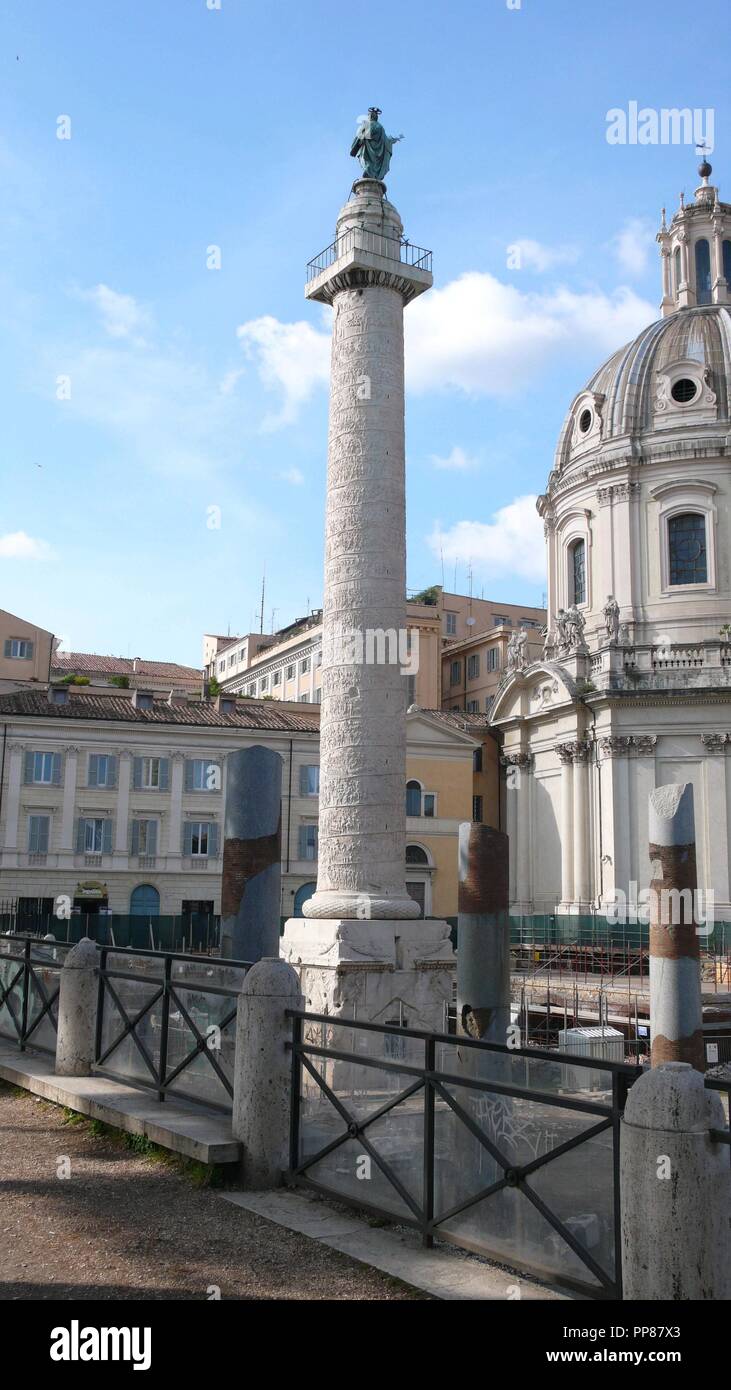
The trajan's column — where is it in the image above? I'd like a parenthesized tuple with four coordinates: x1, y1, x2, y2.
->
(282, 110, 456, 1027)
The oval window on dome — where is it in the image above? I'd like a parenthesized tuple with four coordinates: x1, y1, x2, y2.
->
(578, 408, 593, 433)
(670, 377, 698, 404)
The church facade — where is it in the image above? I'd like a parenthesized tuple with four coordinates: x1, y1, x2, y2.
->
(491, 162, 731, 932)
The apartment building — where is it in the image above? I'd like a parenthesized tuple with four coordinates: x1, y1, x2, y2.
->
(442, 622, 545, 716)
(207, 602, 443, 709)
(0, 609, 56, 692)
(0, 688, 476, 923)
(435, 589, 546, 646)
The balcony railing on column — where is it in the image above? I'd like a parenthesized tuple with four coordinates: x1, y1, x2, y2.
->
(306, 229, 432, 283)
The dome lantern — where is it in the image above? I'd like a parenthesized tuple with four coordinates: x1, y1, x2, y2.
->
(657, 158, 731, 316)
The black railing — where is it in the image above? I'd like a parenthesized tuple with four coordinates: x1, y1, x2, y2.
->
(0, 908, 221, 955)
(93, 946, 251, 1111)
(306, 228, 432, 282)
(0, 934, 68, 1054)
(287, 1010, 639, 1299)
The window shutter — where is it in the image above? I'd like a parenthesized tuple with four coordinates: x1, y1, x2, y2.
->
(51, 753, 62, 786)
(184, 760, 194, 791)
(76, 819, 86, 853)
(148, 820, 158, 856)
(131, 820, 140, 856)
(28, 818, 38, 853)
(183, 821, 193, 856)
(102, 819, 113, 854)
(158, 758, 170, 791)
(23, 751, 34, 784)
(107, 755, 117, 788)
(132, 757, 142, 790)
(39, 817, 49, 854)
(88, 754, 99, 787)
(26, 641, 34, 659)
(208, 822, 219, 857)
(3, 640, 11, 657)
(299, 765, 308, 796)
(298, 825, 307, 858)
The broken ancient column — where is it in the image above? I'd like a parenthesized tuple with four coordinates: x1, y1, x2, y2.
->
(648, 782, 704, 1072)
(457, 822, 510, 1043)
(220, 747, 282, 962)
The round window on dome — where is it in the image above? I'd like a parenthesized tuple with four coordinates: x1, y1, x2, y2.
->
(578, 408, 593, 433)
(670, 377, 698, 404)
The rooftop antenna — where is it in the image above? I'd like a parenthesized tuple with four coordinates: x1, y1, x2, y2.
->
(453, 558, 458, 590)
(259, 566, 266, 635)
(466, 561, 475, 627)
(270, 607, 278, 633)
(440, 544, 445, 588)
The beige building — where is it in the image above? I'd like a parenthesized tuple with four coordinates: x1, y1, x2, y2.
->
(442, 621, 545, 717)
(0, 687, 475, 925)
(0, 609, 56, 692)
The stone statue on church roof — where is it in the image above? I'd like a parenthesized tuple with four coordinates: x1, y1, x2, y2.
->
(350, 108, 404, 182)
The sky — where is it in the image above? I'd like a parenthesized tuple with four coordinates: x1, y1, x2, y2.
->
(1, 0, 728, 667)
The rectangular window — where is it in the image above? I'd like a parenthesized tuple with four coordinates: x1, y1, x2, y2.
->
(467, 654, 480, 680)
(286, 664, 295, 681)
(445, 613, 457, 635)
(187, 759, 220, 792)
(450, 660, 461, 685)
(472, 795, 483, 823)
(467, 699, 479, 713)
(487, 647, 499, 671)
(273, 669, 281, 685)
(132, 819, 158, 856)
(473, 747, 483, 773)
(191, 822, 209, 856)
(423, 794, 435, 818)
(300, 657, 310, 674)
(406, 674, 416, 705)
(299, 824, 318, 860)
(32, 752, 55, 784)
(5, 638, 34, 659)
(314, 688, 322, 704)
(84, 818, 105, 853)
(88, 753, 117, 788)
(492, 614, 512, 627)
(299, 693, 309, 702)
(142, 757, 161, 789)
(260, 676, 269, 693)
(299, 765, 320, 796)
(248, 684, 256, 696)
(28, 815, 50, 854)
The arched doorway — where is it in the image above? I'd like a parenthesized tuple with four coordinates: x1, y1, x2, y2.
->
(130, 884, 160, 916)
(293, 882, 316, 917)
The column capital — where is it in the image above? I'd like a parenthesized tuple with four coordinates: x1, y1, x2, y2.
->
(630, 734, 657, 757)
(599, 735, 632, 758)
(701, 733, 728, 753)
(501, 751, 533, 770)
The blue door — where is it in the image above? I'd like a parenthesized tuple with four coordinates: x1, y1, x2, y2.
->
(293, 882, 316, 917)
(130, 884, 160, 916)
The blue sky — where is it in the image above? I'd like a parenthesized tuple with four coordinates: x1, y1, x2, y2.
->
(1, 0, 728, 667)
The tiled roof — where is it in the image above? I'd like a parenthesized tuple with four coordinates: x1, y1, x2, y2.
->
(416, 708, 495, 732)
(0, 690, 320, 732)
(52, 652, 202, 680)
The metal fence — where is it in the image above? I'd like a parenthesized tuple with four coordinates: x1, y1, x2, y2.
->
(93, 947, 251, 1111)
(287, 1009, 639, 1299)
(0, 934, 70, 1054)
(0, 906, 220, 955)
(306, 228, 432, 282)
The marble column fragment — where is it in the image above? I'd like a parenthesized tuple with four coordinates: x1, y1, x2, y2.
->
(457, 822, 510, 1044)
(648, 782, 704, 1072)
(220, 747, 282, 962)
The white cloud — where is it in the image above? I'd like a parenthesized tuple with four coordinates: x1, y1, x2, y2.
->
(610, 219, 655, 277)
(429, 496, 546, 584)
(234, 315, 330, 430)
(430, 446, 477, 471)
(80, 284, 152, 344)
(280, 466, 305, 486)
(405, 272, 655, 396)
(508, 239, 579, 273)
(0, 530, 53, 560)
(234, 272, 655, 423)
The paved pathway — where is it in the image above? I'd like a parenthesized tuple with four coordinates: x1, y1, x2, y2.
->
(0, 1082, 424, 1300)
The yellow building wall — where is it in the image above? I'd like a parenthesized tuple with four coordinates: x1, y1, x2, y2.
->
(405, 751, 473, 918)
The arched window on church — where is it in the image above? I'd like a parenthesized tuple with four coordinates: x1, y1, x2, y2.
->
(695, 238, 712, 305)
(723, 240, 731, 289)
(673, 245, 682, 296)
(668, 512, 708, 585)
(570, 538, 586, 605)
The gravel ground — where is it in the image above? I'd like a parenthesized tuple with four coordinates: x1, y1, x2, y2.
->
(0, 1082, 425, 1301)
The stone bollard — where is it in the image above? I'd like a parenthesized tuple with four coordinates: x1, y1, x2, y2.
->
(232, 957, 303, 1189)
(55, 937, 99, 1076)
(620, 1061, 731, 1300)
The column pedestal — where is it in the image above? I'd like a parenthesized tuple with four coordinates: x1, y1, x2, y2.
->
(281, 917, 455, 1032)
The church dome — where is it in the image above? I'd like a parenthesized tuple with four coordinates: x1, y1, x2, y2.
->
(554, 305, 731, 476)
